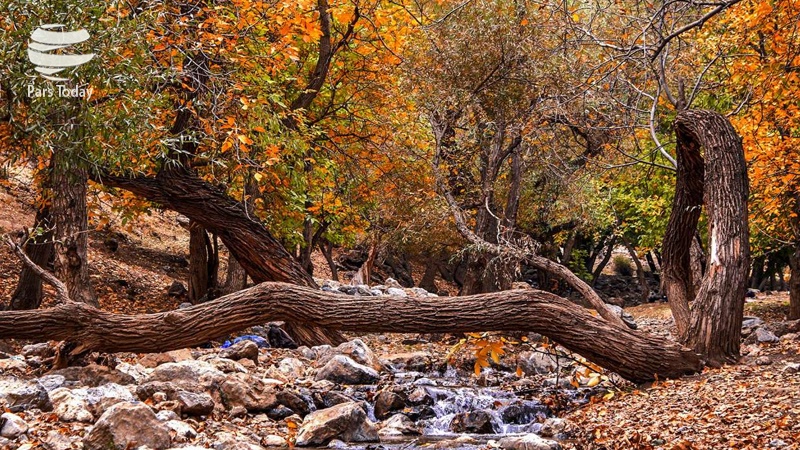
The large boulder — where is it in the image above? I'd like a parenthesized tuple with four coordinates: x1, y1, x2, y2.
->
(449, 410, 499, 434)
(295, 402, 378, 446)
(315, 356, 379, 385)
(83, 402, 171, 450)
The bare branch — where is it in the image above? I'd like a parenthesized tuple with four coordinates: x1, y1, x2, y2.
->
(4, 234, 72, 304)
(650, 0, 745, 61)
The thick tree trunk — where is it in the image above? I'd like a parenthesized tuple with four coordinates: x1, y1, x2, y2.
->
(187, 222, 218, 303)
(51, 149, 98, 307)
(668, 110, 750, 366)
(661, 112, 705, 339)
(95, 167, 344, 345)
(222, 252, 248, 295)
(0, 282, 702, 382)
(418, 254, 440, 293)
(789, 246, 800, 320)
(8, 206, 54, 310)
(690, 234, 706, 296)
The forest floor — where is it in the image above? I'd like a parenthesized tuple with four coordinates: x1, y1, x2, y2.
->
(1, 173, 799, 449)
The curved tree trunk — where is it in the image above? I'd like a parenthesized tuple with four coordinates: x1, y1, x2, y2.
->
(592, 236, 616, 286)
(0, 282, 702, 383)
(660, 114, 705, 339)
(663, 110, 750, 366)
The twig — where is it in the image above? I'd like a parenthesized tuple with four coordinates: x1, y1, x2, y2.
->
(4, 234, 73, 304)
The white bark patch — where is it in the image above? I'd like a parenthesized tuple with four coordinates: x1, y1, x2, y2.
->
(710, 229, 720, 265)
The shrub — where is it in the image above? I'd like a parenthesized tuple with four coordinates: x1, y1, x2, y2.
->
(613, 255, 634, 277)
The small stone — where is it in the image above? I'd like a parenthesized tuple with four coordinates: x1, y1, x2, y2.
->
(756, 328, 780, 343)
(22, 343, 53, 358)
(449, 410, 498, 434)
(0, 379, 52, 412)
(175, 390, 215, 416)
(166, 419, 197, 442)
(755, 356, 772, 366)
(386, 288, 407, 297)
(742, 316, 764, 329)
(49, 388, 93, 422)
(43, 430, 78, 450)
(378, 413, 420, 436)
(229, 405, 248, 418)
(782, 363, 800, 374)
(262, 435, 286, 447)
(0, 412, 28, 438)
(373, 391, 406, 420)
(539, 417, 569, 437)
(168, 281, 187, 297)
(219, 340, 260, 365)
(157, 410, 180, 421)
(498, 434, 561, 450)
(383, 352, 432, 373)
(335, 339, 383, 371)
(315, 355, 379, 385)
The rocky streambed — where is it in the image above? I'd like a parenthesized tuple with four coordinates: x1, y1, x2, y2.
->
(0, 281, 614, 450)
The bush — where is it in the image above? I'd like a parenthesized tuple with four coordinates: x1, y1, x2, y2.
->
(613, 255, 634, 277)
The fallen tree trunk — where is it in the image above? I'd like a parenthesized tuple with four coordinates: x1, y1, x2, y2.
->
(92, 167, 345, 346)
(0, 281, 702, 382)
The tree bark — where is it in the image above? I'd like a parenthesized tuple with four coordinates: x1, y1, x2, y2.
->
(660, 111, 705, 339)
(187, 221, 218, 303)
(0, 282, 702, 382)
(222, 252, 248, 295)
(8, 206, 54, 310)
(790, 246, 800, 320)
(51, 148, 98, 307)
(667, 110, 750, 366)
(319, 239, 339, 281)
(94, 167, 344, 345)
